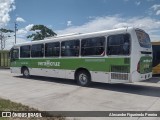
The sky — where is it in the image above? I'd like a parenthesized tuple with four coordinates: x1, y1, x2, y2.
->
(0, 0, 160, 49)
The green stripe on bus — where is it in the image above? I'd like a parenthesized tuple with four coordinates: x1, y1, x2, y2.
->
(11, 58, 130, 73)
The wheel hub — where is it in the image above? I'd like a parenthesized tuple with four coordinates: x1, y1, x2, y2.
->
(79, 74, 87, 84)
(24, 70, 29, 76)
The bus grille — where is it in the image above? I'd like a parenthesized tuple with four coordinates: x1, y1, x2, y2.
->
(111, 66, 129, 73)
(111, 73, 129, 80)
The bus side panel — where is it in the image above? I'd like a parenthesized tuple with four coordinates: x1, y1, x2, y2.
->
(29, 68, 66, 79)
(11, 57, 130, 83)
(152, 44, 160, 75)
(10, 67, 21, 74)
(91, 71, 109, 83)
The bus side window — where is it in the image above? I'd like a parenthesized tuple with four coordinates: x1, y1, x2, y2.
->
(156, 51, 160, 60)
(11, 49, 19, 60)
(45, 42, 60, 57)
(20, 45, 30, 58)
(123, 34, 130, 54)
(107, 34, 130, 55)
(81, 37, 105, 56)
(31, 44, 44, 57)
(61, 40, 80, 57)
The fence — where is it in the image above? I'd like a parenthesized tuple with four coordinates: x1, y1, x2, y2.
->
(0, 50, 10, 68)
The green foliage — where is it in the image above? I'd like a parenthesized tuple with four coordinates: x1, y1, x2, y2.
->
(0, 28, 13, 50)
(0, 28, 14, 33)
(27, 25, 57, 41)
(0, 98, 66, 120)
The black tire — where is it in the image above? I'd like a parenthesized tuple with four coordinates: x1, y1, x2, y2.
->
(76, 70, 91, 86)
(22, 67, 30, 78)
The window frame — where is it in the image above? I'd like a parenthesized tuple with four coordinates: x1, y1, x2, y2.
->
(20, 45, 31, 58)
(107, 33, 131, 56)
(61, 39, 80, 57)
(81, 36, 106, 57)
(31, 44, 44, 58)
(45, 42, 60, 57)
(135, 30, 151, 48)
(11, 48, 19, 60)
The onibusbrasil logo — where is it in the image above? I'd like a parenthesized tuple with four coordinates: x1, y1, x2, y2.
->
(38, 60, 60, 67)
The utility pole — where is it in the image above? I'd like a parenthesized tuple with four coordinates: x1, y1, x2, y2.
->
(14, 22, 18, 44)
(0, 31, 2, 50)
(0, 31, 5, 50)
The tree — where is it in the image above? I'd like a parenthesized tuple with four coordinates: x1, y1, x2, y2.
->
(0, 28, 13, 33)
(0, 28, 14, 50)
(27, 25, 57, 41)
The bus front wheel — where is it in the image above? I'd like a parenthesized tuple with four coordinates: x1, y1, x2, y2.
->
(22, 68, 30, 78)
(76, 70, 91, 87)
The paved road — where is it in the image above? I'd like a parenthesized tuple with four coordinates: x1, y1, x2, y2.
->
(0, 69, 160, 120)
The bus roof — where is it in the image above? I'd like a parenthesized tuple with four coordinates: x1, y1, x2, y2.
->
(13, 27, 137, 47)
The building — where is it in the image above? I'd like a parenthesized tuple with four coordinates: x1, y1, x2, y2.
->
(0, 50, 10, 68)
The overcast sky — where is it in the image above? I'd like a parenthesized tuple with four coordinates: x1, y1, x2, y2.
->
(0, 0, 160, 49)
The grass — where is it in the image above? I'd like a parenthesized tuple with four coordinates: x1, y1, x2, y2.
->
(0, 98, 65, 120)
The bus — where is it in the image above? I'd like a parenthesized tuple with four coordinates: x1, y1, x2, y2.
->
(10, 27, 152, 86)
(152, 42, 160, 75)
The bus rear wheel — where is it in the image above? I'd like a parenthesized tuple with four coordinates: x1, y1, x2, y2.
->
(22, 67, 30, 78)
(76, 70, 91, 87)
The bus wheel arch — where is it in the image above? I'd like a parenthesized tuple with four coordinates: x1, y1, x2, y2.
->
(75, 68, 91, 86)
(21, 66, 30, 78)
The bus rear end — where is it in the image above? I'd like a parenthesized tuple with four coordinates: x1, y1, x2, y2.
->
(132, 29, 152, 82)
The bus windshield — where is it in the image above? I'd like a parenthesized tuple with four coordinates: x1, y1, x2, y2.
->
(136, 30, 151, 48)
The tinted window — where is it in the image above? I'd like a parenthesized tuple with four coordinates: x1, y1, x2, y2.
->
(11, 49, 19, 59)
(107, 34, 130, 55)
(81, 37, 105, 56)
(152, 45, 160, 67)
(31, 44, 44, 57)
(45, 42, 60, 57)
(20, 45, 30, 58)
(61, 40, 80, 57)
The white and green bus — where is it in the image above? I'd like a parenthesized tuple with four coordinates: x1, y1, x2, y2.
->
(10, 27, 152, 86)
